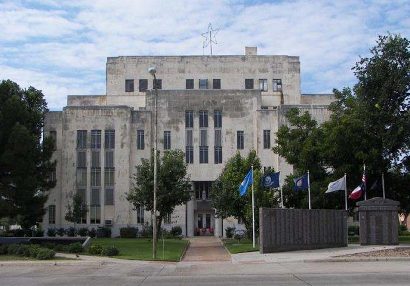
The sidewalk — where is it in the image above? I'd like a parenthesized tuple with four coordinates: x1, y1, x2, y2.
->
(182, 237, 230, 262)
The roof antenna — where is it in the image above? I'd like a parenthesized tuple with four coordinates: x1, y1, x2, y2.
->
(202, 23, 219, 55)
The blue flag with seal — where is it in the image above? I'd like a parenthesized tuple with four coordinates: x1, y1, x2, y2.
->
(293, 174, 309, 191)
(262, 172, 280, 188)
(239, 169, 253, 196)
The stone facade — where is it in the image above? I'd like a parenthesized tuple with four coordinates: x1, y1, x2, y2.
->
(42, 47, 334, 237)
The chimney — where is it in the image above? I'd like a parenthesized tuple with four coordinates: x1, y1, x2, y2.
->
(245, 46, 257, 56)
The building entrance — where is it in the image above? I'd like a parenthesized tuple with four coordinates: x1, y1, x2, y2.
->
(195, 212, 214, 236)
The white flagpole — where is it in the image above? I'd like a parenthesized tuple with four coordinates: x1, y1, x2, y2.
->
(280, 186, 284, 208)
(364, 164, 367, 200)
(344, 173, 347, 211)
(308, 170, 311, 210)
(382, 172, 385, 199)
(251, 165, 255, 248)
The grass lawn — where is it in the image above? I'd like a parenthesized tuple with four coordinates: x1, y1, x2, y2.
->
(90, 238, 189, 261)
(223, 239, 259, 254)
(348, 235, 410, 244)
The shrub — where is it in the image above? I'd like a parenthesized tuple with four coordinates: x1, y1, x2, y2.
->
(348, 225, 359, 236)
(47, 228, 57, 237)
(56, 228, 66, 237)
(101, 246, 119, 257)
(29, 245, 41, 258)
(399, 224, 408, 235)
(66, 227, 77, 237)
(0, 244, 8, 255)
(36, 248, 55, 260)
(140, 222, 153, 238)
(53, 244, 68, 252)
(13, 229, 26, 237)
(67, 242, 83, 254)
(170, 226, 182, 237)
(120, 227, 138, 238)
(88, 228, 96, 238)
(78, 227, 88, 237)
(225, 227, 235, 239)
(96, 227, 111, 238)
(7, 244, 20, 255)
(89, 244, 103, 255)
(33, 228, 44, 237)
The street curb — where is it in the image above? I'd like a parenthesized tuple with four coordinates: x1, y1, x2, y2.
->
(308, 257, 410, 263)
(179, 239, 190, 261)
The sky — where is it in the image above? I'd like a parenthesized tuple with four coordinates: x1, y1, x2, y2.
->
(1, 0, 409, 110)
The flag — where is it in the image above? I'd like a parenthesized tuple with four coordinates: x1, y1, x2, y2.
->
(293, 174, 309, 191)
(325, 176, 346, 193)
(239, 169, 253, 196)
(349, 172, 366, 200)
(262, 172, 280, 188)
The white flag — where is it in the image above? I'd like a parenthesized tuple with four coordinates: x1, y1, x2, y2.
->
(325, 176, 346, 193)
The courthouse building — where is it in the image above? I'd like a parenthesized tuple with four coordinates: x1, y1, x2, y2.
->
(42, 47, 334, 237)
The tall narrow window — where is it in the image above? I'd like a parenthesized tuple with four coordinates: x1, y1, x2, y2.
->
(200, 130, 207, 146)
(91, 130, 101, 149)
(214, 110, 222, 128)
(105, 151, 114, 167)
(163, 213, 171, 224)
(164, 131, 171, 150)
(77, 130, 87, 149)
(153, 79, 162, 89)
(199, 146, 208, 163)
(237, 131, 244, 149)
(199, 79, 208, 89)
(136, 205, 144, 224)
(263, 130, 271, 149)
(213, 79, 221, 89)
(214, 129, 222, 164)
(91, 151, 100, 168)
(185, 111, 194, 128)
(186, 79, 194, 89)
(104, 168, 114, 187)
(245, 79, 254, 89)
(199, 111, 208, 128)
(90, 189, 101, 224)
(259, 79, 268, 91)
(91, 168, 101, 187)
(185, 146, 193, 164)
(137, 130, 145, 150)
(105, 130, 115, 149)
(125, 79, 134, 92)
(48, 205, 56, 224)
(77, 151, 87, 168)
(49, 131, 57, 150)
(139, 79, 148, 92)
(272, 79, 282, 92)
(77, 189, 87, 223)
(105, 189, 114, 206)
(76, 168, 87, 187)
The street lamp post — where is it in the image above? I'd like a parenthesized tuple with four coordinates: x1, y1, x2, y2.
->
(148, 66, 158, 259)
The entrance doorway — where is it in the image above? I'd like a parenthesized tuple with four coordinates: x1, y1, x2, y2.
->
(195, 212, 214, 236)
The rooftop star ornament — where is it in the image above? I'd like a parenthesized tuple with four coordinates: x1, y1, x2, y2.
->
(202, 23, 219, 55)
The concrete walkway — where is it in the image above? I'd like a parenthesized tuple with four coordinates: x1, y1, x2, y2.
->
(182, 237, 231, 262)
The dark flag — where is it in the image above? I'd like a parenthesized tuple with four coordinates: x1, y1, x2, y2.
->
(293, 173, 309, 191)
(262, 172, 280, 188)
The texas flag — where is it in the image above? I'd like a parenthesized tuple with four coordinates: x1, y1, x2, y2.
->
(349, 172, 366, 200)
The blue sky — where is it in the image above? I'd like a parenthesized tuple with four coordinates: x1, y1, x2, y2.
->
(1, 0, 409, 110)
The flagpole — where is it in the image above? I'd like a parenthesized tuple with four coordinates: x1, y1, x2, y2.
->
(364, 164, 367, 200)
(280, 186, 284, 208)
(307, 170, 311, 210)
(344, 173, 347, 211)
(251, 165, 255, 248)
(382, 172, 385, 199)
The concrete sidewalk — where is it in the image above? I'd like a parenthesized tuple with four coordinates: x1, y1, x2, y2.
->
(182, 237, 230, 262)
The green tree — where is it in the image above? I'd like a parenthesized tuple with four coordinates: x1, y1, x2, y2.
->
(127, 149, 191, 242)
(65, 193, 88, 227)
(0, 80, 55, 230)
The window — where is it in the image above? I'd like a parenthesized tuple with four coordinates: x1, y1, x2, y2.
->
(237, 131, 244, 149)
(91, 130, 101, 149)
(91, 168, 101, 187)
(77, 188, 86, 203)
(49, 131, 57, 150)
(186, 130, 193, 146)
(91, 151, 100, 168)
(76, 168, 87, 187)
(213, 79, 221, 89)
(164, 131, 171, 150)
(91, 188, 100, 205)
(199, 111, 208, 128)
(77, 130, 87, 149)
(245, 79, 254, 89)
(199, 146, 208, 163)
(263, 130, 271, 149)
(214, 130, 221, 147)
(214, 147, 222, 164)
(214, 110, 222, 128)
(186, 79, 194, 89)
(49, 167, 56, 183)
(185, 146, 193, 164)
(199, 79, 208, 89)
(105, 189, 114, 206)
(136, 205, 144, 224)
(272, 79, 282, 92)
(104, 168, 115, 187)
(125, 79, 134, 92)
(259, 79, 268, 91)
(194, 182, 212, 200)
(48, 205, 56, 224)
(137, 130, 145, 150)
(153, 78, 162, 89)
(77, 151, 86, 168)
(90, 205, 101, 224)
(185, 111, 194, 128)
(164, 213, 171, 224)
(105, 150, 114, 168)
(105, 130, 115, 149)
(139, 79, 148, 92)
(200, 130, 207, 146)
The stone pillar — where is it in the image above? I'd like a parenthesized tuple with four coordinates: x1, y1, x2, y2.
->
(186, 198, 194, 237)
(357, 197, 399, 245)
(214, 217, 223, 237)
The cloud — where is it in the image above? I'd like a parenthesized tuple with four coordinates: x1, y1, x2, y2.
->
(0, 0, 409, 109)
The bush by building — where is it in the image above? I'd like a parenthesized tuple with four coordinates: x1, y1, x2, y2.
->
(120, 227, 138, 238)
(101, 246, 119, 256)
